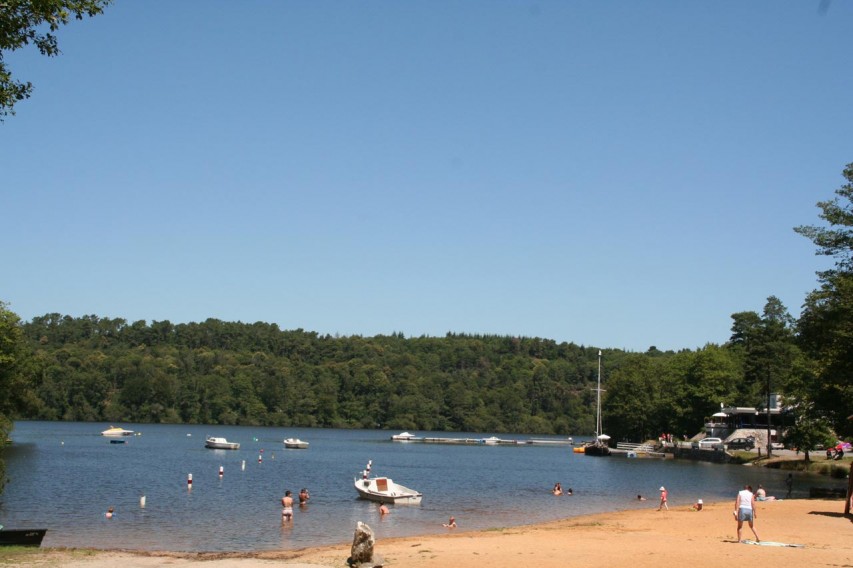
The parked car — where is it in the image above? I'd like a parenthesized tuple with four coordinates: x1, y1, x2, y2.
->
(726, 437, 755, 450)
(698, 437, 723, 448)
(770, 442, 784, 450)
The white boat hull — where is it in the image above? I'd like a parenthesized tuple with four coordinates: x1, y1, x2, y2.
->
(354, 477, 422, 504)
(284, 438, 309, 449)
(101, 427, 134, 437)
(205, 437, 240, 450)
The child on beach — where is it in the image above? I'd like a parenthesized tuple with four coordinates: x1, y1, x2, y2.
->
(658, 487, 668, 511)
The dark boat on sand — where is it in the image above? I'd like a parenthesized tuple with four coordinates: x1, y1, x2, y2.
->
(0, 528, 47, 547)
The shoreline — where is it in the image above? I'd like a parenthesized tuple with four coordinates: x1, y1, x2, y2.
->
(3, 498, 851, 568)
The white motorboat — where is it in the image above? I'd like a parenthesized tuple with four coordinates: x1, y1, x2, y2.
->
(283, 438, 309, 449)
(101, 426, 135, 437)
(354, 460, 421, 504)
(391, 431, 418, 441)
(354, 476, 422, 504)
(204, 436, 240, 450)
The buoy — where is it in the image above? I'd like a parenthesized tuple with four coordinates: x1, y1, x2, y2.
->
(258, 454, 262, 464)
(241, 460, 246, 471)
(219, 465, 224, 477)
(140, 495, 146, 508)
(187, 473, 193, 489)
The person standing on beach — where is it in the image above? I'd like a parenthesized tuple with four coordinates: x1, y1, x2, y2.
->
(658, 486, 668, 511)
(281, 490, 294, 523)
(785, 473, 793, 498)
(734, 485, 760, 543)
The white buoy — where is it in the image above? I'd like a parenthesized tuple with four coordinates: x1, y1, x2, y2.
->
(219, 465, 224, 477)
(241, 460, 246, 471)
(258, 454, 263, 464)
(140, 495, 146, 508)
(187, 473, 193, 489)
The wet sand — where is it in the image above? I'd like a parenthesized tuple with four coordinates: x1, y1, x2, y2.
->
(4, 498, 851, 567)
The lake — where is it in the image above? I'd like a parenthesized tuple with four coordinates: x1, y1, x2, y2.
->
(0, 421, 834, 552)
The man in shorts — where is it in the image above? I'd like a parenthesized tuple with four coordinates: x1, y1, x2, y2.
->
(735, 485, 760, 542)
(281, 490, 294, 522)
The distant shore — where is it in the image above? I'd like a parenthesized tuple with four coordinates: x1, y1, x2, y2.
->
(2, 498, 850, 568)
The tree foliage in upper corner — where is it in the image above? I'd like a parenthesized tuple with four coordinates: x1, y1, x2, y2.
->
(795, 163, 853, 276)
(0, 0, 111, 119)
(794, 162, 853, 438)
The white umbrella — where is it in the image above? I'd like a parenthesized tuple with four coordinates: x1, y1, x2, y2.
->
(597, 434, 611, 440)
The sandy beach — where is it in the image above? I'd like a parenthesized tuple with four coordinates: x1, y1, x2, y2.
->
(3, 498, 851, 568)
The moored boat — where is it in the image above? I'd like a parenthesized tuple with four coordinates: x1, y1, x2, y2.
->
(391, 431, 418, 441)
(283, 438, 309, 449)
(101, 426, 135, 437)
(205, 436, 240, 450)
(584, 351, 611, 457)
(354, 461, 422, 504)
(0, 528, 47, 547)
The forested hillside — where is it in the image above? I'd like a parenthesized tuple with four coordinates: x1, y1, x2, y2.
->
(20, 315, 614, 434)
(14, 313, 773, 440)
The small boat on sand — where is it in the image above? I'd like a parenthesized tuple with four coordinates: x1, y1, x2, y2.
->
(205, 437, 240, 450)
(0, 527, 47, 547)
(283, 438, 309, 449)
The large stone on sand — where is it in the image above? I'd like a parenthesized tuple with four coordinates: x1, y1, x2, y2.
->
(348, 521, 378, 567)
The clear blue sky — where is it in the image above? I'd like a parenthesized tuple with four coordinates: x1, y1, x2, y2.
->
(2, 1, 851, 352)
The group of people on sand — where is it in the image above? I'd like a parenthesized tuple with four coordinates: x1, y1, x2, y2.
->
(552, 483, 573, 496)
(644, 481, 777, 543)
(280, 488, 311, 522)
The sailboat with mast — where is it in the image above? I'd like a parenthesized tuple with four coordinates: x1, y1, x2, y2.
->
(584, 350, 611, 456)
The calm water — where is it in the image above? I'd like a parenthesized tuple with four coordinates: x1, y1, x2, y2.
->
(0, 421, 836, 552)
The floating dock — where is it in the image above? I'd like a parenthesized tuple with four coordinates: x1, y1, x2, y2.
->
(391, 434, 575, 446)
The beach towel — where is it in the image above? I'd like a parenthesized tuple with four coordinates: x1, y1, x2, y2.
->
(741, 540, 804, 548)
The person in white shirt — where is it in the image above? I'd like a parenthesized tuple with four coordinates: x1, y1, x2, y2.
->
(734, 485, 760, 542)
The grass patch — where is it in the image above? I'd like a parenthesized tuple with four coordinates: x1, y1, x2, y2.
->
(0, 547, 42, 565)
(728, 451, 761, 465)
(0, 548, 101, 566)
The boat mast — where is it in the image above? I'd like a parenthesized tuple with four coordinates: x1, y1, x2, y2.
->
(596, 350, 602, 438)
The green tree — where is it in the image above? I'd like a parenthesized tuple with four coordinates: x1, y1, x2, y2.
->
(0, 301, 35, 494)
(729, 296, 798, 455)
(795, 162, 853, 438)
(1, 1, 112, 119)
